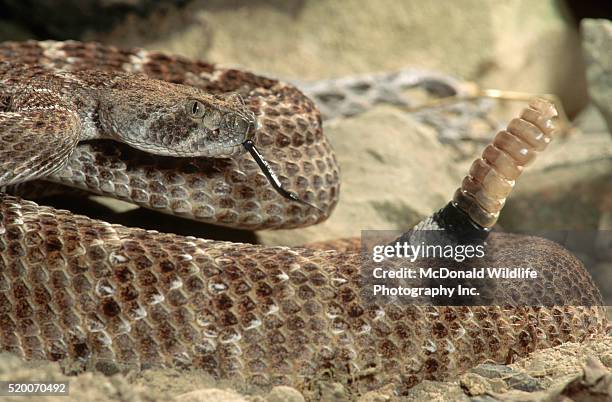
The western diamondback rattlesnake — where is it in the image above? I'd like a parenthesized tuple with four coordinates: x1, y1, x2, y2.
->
(0, 41, 606, 398)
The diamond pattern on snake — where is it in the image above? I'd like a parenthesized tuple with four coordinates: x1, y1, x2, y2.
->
(0, 41, 606, 397)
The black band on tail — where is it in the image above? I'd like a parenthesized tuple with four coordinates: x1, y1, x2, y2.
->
(434, 202, 491, 241)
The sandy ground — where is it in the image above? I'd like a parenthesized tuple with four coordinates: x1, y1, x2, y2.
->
(0, 331, 610, 401)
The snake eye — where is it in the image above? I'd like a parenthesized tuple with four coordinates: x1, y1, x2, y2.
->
(186, 99, 206, 119)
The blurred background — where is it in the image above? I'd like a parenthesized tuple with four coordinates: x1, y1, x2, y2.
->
(0, 1, 609, 115)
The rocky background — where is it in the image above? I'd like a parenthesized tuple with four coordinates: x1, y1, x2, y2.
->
(0, 1, 610, 401)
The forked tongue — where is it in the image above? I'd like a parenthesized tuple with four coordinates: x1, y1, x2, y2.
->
(242, 139, 324, 213)
(244, 98, 559, 230)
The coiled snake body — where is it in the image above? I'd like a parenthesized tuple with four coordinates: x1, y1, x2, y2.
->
(0, 41, 606, 397)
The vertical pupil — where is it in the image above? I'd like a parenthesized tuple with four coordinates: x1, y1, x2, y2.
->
(192, 102, 199, 114)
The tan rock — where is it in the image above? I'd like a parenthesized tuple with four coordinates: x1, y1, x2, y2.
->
(0, 352, 157, 402)
(406, 338, 612, 401)
(403, 380, 470, 402)
(264, 386, 304, 402)
(356, 383, 396, 401)
(498, 129, 612, 231)
(175, 388, 248, 402)
(459, 372, 489, 396)
(91, 0, 588, 116)
(459, 372, 507, 396)
(582, 19, 612, 134)
(257, 106, 460, 246)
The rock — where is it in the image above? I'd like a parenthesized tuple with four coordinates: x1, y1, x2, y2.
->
(503, 373, 544, 393)
(410, 338, 612, 401)
(356, 383, 396, 401)
(404, 379, 471, 401)
(315, 382, 350, 401)
(460, 373, 492, 396)
(498, 129, 612, 231)
(573, 103, 610, 135)
(590, 261, 612, 306)
(469, 397, 500, 402)
(510, 339, 612, 379)
(496, 107, 612, 306)
(582, 19, 612, 134)
(470, 364, 514, 379)
(91, 0, 588, 115)
(554, 357, 612, 401)
(582, 356, 609, 385)
(0, 352, 156, 401)
(4, 338, 611, 401)
(460, 373, 507, 396)
(602, 353, 612, 368)
(257, 106, 461, 246)
(175, 388, 249, 402)
(265, 386, 305, 402)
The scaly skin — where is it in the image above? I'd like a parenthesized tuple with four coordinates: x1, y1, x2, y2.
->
(0, 194, 605, 397)
(0, 40, 339, 230)
(0, 41, 606, 399)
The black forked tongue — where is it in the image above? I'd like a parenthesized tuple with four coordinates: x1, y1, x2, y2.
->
(243, 140, 324, 213)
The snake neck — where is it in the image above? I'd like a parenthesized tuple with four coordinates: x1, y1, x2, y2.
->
(0, 62, 100, 141)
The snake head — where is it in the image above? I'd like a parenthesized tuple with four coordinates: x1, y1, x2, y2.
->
(179, 93, 258, 156)
(99, 76, 258, 157)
